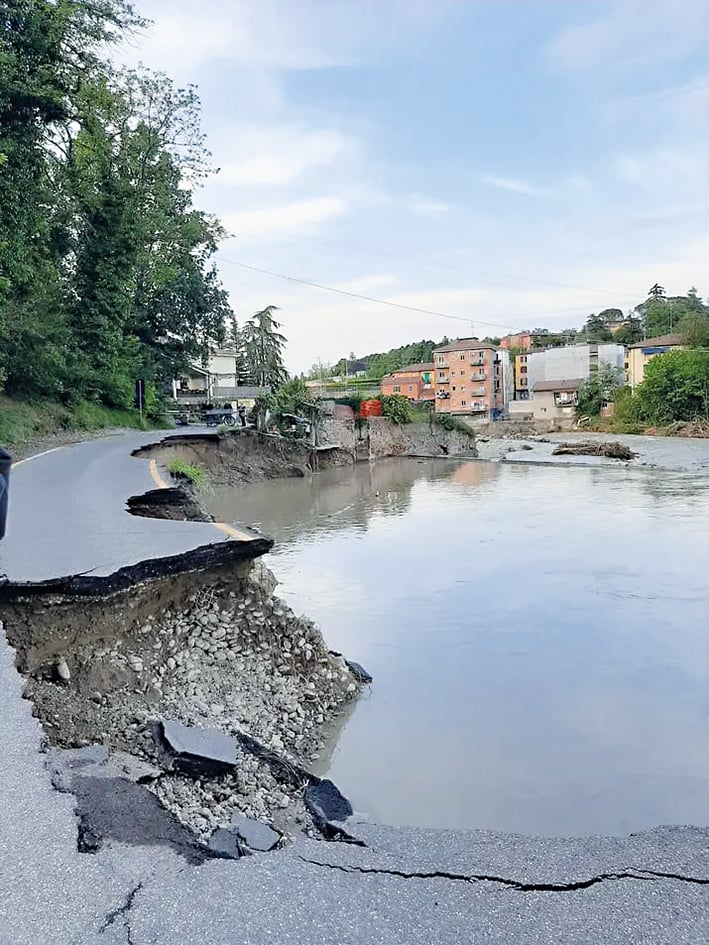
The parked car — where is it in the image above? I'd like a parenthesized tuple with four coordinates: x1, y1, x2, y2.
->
(0, 447, 11, 540)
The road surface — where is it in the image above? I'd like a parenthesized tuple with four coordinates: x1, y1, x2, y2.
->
(1, 430, 267, 587)
(0, 432, 707, 944)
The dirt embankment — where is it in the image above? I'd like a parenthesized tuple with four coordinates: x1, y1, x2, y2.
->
(1, 557, 363, 845)
(136, 421, 477, 492)
(135, 430, 353, 488)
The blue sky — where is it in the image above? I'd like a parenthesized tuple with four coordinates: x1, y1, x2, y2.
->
(125, 0, 709, 372)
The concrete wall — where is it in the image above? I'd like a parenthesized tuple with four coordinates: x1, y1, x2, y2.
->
(321, 417, 356, 453)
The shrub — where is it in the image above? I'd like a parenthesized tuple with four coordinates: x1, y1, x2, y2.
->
(168, 457, 205, 487)
(433, 413, 475, 437)
(380, 394, 412, 424)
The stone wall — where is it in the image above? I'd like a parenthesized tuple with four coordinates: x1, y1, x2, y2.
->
(366, 418, 477, 459)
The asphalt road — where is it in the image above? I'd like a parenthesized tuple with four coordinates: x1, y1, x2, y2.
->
(1, 430, 262, 585)
(0, 432, 707, 943)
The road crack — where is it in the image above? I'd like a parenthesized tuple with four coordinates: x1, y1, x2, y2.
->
(100, 882, 143, 943)
(298, 857, 709, 893)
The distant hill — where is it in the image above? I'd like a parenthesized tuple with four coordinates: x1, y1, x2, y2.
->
(334, 339, 446, 381)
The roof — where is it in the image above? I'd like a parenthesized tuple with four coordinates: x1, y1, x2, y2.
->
(628, 334, 681, 349)
(392, 362, 434, 374)
(433, 338, 498, 354)
(533, 378, 584, 393)
(381, 374, 419, 384)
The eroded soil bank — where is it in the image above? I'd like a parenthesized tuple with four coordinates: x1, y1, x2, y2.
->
(0, 552, 363, 848)
(134, 419, 477, 490)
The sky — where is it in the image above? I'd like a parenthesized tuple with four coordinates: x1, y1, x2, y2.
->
(122, 0, 709, 373)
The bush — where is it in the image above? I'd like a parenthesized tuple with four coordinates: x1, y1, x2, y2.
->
(168, 457, 205, 487)
(334, 394, 363, 413)
(380, 394, 412, 424)
(433, 413, 475, 437)
(635, 349, 709, 424)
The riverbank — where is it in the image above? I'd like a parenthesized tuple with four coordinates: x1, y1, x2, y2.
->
(136, 419, 477, 491)
(0, 430, 365, 858)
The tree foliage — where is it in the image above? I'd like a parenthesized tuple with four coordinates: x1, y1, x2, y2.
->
(0, 0, 232, 413)
(576, 364, 623, 416)
(241, 306, 288, 388)
(635, 350, 709, 424)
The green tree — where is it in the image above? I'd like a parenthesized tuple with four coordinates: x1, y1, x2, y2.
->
(576, 363, 623, 416)
(582, 314, 613, 343)
(613, 318, 644, 345)
(677, 312, 709, 349)
(635, 350, 709, 423)
(242, 306, 288, 388)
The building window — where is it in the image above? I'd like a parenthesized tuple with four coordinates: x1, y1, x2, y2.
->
(437, 372, 446, 381)
(521, 355, 527, 363)
(520, 366, 527, 373)
(460, 385, 466, 391)
(393, 386, 400, 393)
(460, 354, 465, 361)
(520, 378, 527, 386)
(461, 400, 467, 406)
(452, 386, 456, 391)
(408, 385, 414, 392)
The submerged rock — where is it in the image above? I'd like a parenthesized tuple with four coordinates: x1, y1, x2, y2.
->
(345, 660, 373, 684)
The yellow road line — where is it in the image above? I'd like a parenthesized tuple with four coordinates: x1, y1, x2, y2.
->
(149, 459, 168, 490)
(148, 458, 252, 542)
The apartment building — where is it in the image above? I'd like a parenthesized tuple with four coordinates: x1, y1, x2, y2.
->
(433, 339, 511, 419)
(380, 362, 435, 402)
(626, 335, 681, 389)
(514, 343, 625, 399)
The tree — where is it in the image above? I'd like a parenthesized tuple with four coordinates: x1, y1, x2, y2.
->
(677, 312, 709, 349)
(242, 306, 288, 388)
(635, 350, 709, 423)
(635, 287, 707, 339)
(576, 363, 623, 416)
(582, 314, 613, 343)
(613, 318, 644, 345)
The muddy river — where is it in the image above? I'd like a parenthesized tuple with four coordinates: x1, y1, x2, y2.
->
(208, 443, 709, 837)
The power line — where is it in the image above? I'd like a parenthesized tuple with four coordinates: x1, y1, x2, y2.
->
(218, 256, 644, 336)
(218, 257, 521, 332)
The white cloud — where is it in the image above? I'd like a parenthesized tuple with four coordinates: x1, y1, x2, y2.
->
(406, 195, 449, 215)
(217, 127, 354, 187)
(220, 197, 348, 245)
(548, 0, 709, 72)
(480, 175, 546, 197)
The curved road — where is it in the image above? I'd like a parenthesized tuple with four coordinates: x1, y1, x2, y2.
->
(0, 432, 707, 943)
(2, 430, 263, 585)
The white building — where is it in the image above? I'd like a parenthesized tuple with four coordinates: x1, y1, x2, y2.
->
(524, 344, 624, 396)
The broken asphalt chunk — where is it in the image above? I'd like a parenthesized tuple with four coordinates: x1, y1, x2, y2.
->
(159, 719, 239, 777)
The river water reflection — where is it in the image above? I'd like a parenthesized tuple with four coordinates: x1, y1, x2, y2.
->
(208, 455, 709, 837)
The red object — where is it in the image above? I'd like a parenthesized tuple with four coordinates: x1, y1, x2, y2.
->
(359, 399, 382, 418)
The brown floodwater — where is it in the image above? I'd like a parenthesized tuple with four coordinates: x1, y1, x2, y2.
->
(207, 451, 709, 837)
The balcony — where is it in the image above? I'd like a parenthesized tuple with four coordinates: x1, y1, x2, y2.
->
(436, 376, 450, 384)
(470, 402, 488, 413)
(470, 372, 486, 381)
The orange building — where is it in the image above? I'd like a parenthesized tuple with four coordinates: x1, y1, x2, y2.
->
(380, 362, 435, 402)
(433, 340, 509, 419)
(499, 331, 534, 352)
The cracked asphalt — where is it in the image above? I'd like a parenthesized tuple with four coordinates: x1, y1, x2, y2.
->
(1, 433, 708, 943)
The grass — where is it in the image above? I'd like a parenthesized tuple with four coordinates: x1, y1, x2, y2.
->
(167, 456, 206, 488)
(0, 395, 153, 448)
